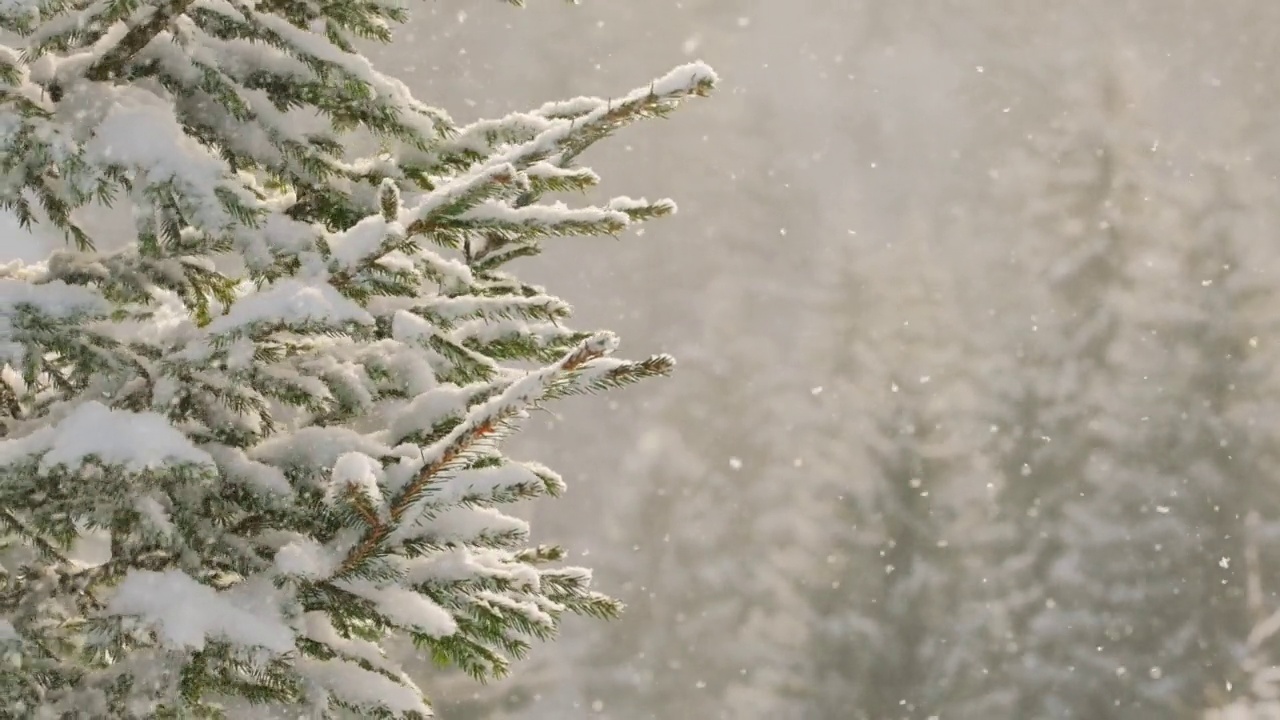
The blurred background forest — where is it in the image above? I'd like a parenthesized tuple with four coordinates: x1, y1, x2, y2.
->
(16, 0, 1280, 718)
(376, 2, 1280, 719)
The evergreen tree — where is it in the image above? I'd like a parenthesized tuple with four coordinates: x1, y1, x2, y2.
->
(951, 63, 1280, 720)
(804, 214, 982, 719)
(965, 70, 1177, 719)
(0, 0, 714, 715)
(1066, 154, 1280, 717)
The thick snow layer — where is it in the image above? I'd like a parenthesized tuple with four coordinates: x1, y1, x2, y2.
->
(0, 278, 108, 319)
(300, 611, 396, 674)
(337, 578, 457, 637)
(0, 402, 212, 471)
(388, 383, 471, 444)
(298, 657, 430, 716)
(327, 451, 386, 510)
(202, 444, 293, 496)
(206, 279, 374, 334)
(648, 61, 718, 96)
(274, 537, 339, 580)
(106, 569, 294, 653)
(410, 505, 530, 545)
(329, 214, 402, 268)
(0, 277, 109, 362)
(250, 425, 391, 471)
(84, 85, 226, 197)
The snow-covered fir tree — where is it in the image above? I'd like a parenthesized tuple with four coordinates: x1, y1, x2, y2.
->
(0, 0, 715, 715)
(964, 69, 1180, 719)
(963, 64, 1280, 720)
(803, 213, 983, 720)
(1064, 153, 1280, 717)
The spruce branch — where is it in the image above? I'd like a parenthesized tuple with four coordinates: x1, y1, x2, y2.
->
(85, 0, 197, 82)
(542, 64, 716, 166)
(0, 0, 711, 709)
(335, 334, 616, 577)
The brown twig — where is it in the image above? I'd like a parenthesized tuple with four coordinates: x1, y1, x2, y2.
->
(334, 340, 608, 576)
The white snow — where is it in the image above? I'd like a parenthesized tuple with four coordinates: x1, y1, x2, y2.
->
(472, 590, 554, 630)
(83, 86, 225, 193)
(419, 461, 563, 507)
(390, 309, 440, 343)
(328, 214, 402, 268)
(403, 546, 539, 589)
(134, 495, 174, 537)
(327, 451, 386, 511)
(421, 294, 570, 322)
(0, 402, 212, 472)
(398, 162, 521, 230)
(608, 195, 678, 215)
(387, 383, 470, 445)
(69, 82, 240, 235)
(368, 340, 440, 395)
(106, 569, 294, 653)
(0, 277, 110, 361)
(68, 527, 112, 569)
(461, 199, 630, 229)
(300, 611, 396, 674)
(337, 579, 457, 638)
(205, 279, 374, 334)
(0, 277, 108, 318)
(408, 505, 530, 546)
(251, 426, 391, 474)
(0, 0, 43, 19)
(298, 657, 430, 716)
(274, 538, 339, 580)
(202, 444, 294, 496)
(526, 161, 600, 185)
(647, 61, 718, 97)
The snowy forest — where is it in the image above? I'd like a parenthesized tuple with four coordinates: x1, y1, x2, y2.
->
(5, 0, 1280, 718)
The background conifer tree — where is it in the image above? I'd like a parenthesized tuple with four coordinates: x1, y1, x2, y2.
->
(966, 69, 1173, 719)
(0, 0, 714, 715)
(803, 214, 982, 720)
(1066, 153, 1280, 717)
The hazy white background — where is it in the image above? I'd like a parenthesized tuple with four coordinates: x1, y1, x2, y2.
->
(11, 1, 1280, 718)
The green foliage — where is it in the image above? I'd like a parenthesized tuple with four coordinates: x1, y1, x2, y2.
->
(0, 0, 714, 715)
